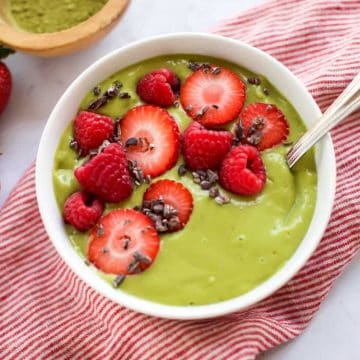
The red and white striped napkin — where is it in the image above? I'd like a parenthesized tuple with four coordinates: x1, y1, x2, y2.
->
(1, 0, 359, 358)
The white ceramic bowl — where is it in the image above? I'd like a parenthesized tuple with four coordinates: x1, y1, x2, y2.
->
(36, 33, 336, 320)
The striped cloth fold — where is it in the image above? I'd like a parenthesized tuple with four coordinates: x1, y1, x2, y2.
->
(1, 0, 359, 358)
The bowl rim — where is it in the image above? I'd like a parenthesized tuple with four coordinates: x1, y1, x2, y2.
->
(36, 32, 336, 320)
(0, 0, 128, 52)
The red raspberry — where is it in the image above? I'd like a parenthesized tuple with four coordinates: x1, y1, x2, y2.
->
(182, 121, 233, 170)
(74, 111, 114, 155)
(74, 143, 133, 203)
(151, 68, 180, 90)
(63, 191, 104, 231)
(136, 68, 180, 107)
(219, 145, 266, 195)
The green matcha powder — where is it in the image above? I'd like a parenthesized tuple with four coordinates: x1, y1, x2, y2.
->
(8, 0, 108, 33)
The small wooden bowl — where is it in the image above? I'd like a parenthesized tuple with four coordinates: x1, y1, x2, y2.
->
(0, 0, 129, 57)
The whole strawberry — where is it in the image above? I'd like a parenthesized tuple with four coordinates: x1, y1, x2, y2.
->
(0, 47, 12, 115)
(0, 46, 13, 115)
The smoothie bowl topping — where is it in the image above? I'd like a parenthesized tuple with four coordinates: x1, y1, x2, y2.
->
(31, 34, 335, 319)
(39, 26, 330, 313)
(52, 53, 318, 309)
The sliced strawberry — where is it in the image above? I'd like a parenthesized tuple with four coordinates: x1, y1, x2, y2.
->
(143, 180, 193, 231)
(239, 103, 289, 151)
(120, 105, 181, 177)
(88, 209, 160, 275)
(180, 66, 245, 127)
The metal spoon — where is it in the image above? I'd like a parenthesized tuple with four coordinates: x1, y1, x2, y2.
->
(287, 72, 360, 168)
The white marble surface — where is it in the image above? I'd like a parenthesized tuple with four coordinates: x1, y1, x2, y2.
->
(0, 0, 359, 358)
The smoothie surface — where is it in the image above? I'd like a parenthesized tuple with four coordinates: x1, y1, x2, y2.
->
(53, 55, 317, 306)
(6, 0, 108, 33)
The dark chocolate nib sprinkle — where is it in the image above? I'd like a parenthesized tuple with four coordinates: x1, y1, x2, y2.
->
(200, 180, 211, 190)
(178, 164, 187, 176)
(125, 137, 138, 147)
(88, 95, 108, 110)
(140, 199, 180, 233)
(188, 61, 211, 72)
(119, 92, 131, 99)
(191, 169, 231, 204)
(247, 131, 262, 146)
(212, 67, 221, 75)
(114, 80, 123, 89)
(128, 260, 141, 274)
(133, 251, 152, 265)
(247, 77, 261, 85)
(105, 85, 119, 98)
(234, 121, 244, 145)
(197, 106, 209, 118)
(69, 139, 79, 151)
(93, 86, 101, 96)
(101, 247, 109, 254)
(209, 187, 220, 198)
(112, 118, 121, 142)
(123, 238, 130, 250)
(246, 117, 265, 146)
(128, 159, 146, 186)
(97, 224, 104, 237)
(113, 274, 126, 288)
(215, 193, 230, 205)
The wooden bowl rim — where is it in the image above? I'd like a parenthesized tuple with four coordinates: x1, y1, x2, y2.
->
(0, 0, 129, 51)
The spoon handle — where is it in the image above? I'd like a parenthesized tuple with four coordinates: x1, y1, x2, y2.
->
(287, 72, 360, 168)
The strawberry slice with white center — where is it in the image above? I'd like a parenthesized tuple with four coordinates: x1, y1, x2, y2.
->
(239, 102, 289, 151)
(88, 209, 160, 275)
(143, 179, 193, 231)
(120, 105, 181, 177)
(180, 66, 245, 127)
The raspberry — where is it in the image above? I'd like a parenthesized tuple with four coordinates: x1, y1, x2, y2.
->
(74, 111, 114, 155)
(151, 68, 180, 91)
(63, 191, 103, 231)
(182, 121, 233, 170)
(74, 143, 133, 203)
(219, 145, 266, 195)
(136, 68, 180, 107)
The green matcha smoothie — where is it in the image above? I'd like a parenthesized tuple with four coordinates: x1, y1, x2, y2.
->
(53, 55, 317, 306)
(6, 0, 108, 33)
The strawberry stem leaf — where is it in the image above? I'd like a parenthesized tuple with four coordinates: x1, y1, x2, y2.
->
(0, 45, 15, 59)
